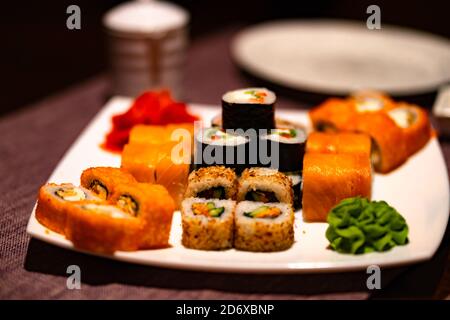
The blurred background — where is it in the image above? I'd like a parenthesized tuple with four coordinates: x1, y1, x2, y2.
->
(1, 0, 449, 116)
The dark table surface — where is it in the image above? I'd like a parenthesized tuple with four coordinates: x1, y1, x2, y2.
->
(0, 27, 449, 299)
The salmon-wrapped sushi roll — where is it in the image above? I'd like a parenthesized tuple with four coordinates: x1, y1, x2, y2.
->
(237, 167, 293, 205)
(35, 183, 101, 235)
(109, 183, 175, 249)
(184, 166, 238, 200)
(354, 112, 408, 173)
(65, 202, 143, 253)
(80, 167, 136, 200)
(386, 103, 432, 156)
(306, 132, 371, 157)
(309, 98, 358, 132)
(302, 153, 372, 222)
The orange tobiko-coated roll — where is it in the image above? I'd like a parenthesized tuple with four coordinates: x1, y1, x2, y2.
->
(353, 112, 408, 173)
(386, 103, 432, 157)
(302, 153, 372, 222)
(35, 183, 101, 235)
(109, 183, 175, 249)
(306, 132, 371, 157)
(65, 202, 143, 253)
(80, 167, 136, 200)
(309, 98, 358, 132)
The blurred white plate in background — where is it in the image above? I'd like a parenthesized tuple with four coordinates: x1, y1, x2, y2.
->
(232, 20, 450, 96)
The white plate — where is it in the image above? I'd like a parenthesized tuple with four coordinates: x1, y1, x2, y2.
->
(26, 97, 449, 273)
(232, 20, 450, 96)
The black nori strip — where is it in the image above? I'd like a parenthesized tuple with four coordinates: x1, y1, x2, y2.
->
(263, 129, 306, 172)
(222, 101, 275, 132)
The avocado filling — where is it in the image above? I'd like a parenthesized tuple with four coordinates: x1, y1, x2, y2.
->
(197, 187, 225, 200)
(244, 206, 282, 219)
(192, 202, 225, 217)
(276, 128, 297, 138)
(245, 190, 278, 203)
(116, 195, 139, 216)
(89, 180, 108, 199)
(55, 187, 86, 202)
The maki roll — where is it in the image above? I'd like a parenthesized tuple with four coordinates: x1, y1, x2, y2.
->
(184, 166, 238, 200)
(121, 142, 190, 209)
(222, 88, 276, 131)
(36, 183, 101, 235)
(302, 153, 372, 222)
(350, 90, 395, 113)
(181, 198, 235, 250)
(80, 167, 136, 200)
(109, 183, 175, 249)
(285, 171, 302, 210)
(306, 132, 372, 158)
(194, 127, 250, 172)
(354, 112, 408, 173)
(260, 128, 306, 172)
(234, 201, 294, 252)
(386, 103, 431, 156)
(309, 98, 358, 132)
(237, 167, 293, 205)
(65, 202, 143, 253)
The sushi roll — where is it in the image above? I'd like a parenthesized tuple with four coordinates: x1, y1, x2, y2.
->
(212, 114, 305, 131)
(350, 90, 395, 113)
(302, 153, 372, 222)
(65, 202, 143, 253)
(306, 132, 372, 158)
(386, 103, 431, 156)
(35, 183, 101, 235)
(194, 127, 250, 172)
(181, 198, 235, 250)
(285, 171, 302, 210)
(260, 128, 306, 172)
(237, 167, 293, 205)
(80, 167, 136, 200)
(309, 98, 358, 132)
(184, 166, 238, 200)
(353, 112, 408, 173)
(121, 142, 190, 209)
(222, 88, 276, 131)
(109, 183, 175, 249)
(234, 201, 294, 252)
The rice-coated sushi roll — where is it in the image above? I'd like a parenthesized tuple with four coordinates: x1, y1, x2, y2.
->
(285, 171, 302, 210)
(302, 153, 372, 222)
(306, 132, 372, 158)
(222, 88, 276, 131)
(237, 167, 293, 205)
(309, 98, 358, 132)
(181, 198, 235, 250)
(194, 127, 250, 172)
(353, 112, 408, 173)
(386, 103, 432, 156)
(80, 167, 136, 200)
(35, 183, 101, 234)
(65, 202, 143, 253)
(109, 183, 175, 249)
(261, 128, 306, 172)
(234, 201, 294, 252)
(184, 166, 238, 199)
